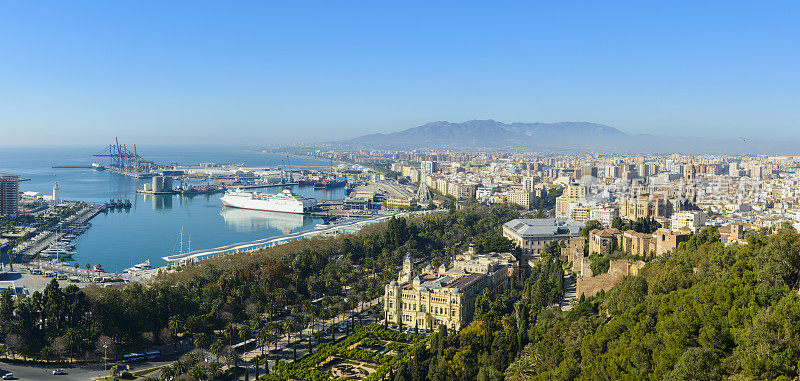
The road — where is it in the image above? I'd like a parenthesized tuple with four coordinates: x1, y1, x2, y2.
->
(560, 270, 577, 311)
(0, 356, 176, 381)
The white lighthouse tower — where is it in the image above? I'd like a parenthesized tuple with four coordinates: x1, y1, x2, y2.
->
(52, 182, 60, 204)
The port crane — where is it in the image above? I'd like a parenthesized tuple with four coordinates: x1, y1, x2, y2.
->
(93, 138, 157, 177)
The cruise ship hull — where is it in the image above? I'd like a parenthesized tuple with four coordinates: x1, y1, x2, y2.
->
(220, 188, 314, 214)
(221, 201, 305, 214)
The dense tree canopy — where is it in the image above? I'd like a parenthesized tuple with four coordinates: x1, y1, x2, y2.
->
(505, 225, 800, 380)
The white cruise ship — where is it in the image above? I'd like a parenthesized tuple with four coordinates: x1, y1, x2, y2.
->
(220, 187, 315, 214)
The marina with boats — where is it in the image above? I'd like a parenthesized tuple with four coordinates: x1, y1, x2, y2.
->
(11, 203, 107, 261)
(3, 145, 388, 276)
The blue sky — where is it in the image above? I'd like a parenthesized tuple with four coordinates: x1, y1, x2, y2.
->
(1, 1, 798, 146)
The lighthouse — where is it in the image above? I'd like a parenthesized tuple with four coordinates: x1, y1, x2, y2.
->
(52, 182, 60, 204)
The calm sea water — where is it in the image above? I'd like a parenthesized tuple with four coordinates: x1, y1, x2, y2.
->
(0, 146, 344, 272)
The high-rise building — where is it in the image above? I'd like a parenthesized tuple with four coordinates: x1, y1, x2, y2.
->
(420, 160, 439, 174)
(577, 165, 597, 179)
(556, 183, 588, 218)
(0, 173, 20, 216)
(522, 176, 536, 193)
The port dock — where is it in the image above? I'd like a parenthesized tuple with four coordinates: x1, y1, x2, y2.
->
(162, 209, 444, 264)
(13, 203, 107, 260)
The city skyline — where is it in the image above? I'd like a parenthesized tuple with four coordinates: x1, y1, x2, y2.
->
(1, 1, 799, 146)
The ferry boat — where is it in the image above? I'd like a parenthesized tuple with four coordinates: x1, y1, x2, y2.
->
(220, 187, 315, 214)
(124, 259, 151, 273)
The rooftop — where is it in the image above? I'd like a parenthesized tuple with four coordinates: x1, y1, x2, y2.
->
(445, 273, 485, 290)
(503, 218, 584, 238)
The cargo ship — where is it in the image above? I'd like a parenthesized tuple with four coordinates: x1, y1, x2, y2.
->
(220, 187, 316, 214)
(313, 178, 347, 189)
(298, 176, 347, 189)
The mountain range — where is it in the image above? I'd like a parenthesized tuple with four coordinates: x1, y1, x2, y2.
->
(332, 120, 798, 155)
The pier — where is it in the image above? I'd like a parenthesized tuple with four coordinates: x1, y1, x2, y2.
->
(13, 203, 107, 260)
(163, 211, 415, 264)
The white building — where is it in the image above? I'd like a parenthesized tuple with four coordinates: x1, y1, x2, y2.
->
(590, 206, 618, 227)
(670, 211, 706, 232)
(52, 182, 60, 204)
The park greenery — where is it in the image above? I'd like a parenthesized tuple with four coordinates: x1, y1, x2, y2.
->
(611, 216, 662, 234)
(264, 323, 424, 381)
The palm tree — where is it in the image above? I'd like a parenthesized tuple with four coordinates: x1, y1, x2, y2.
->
(188, 364, 205, 380)
(159, 365, 175, 381)
(168, 316, 182, 350)
(257, 327, 269, 358)
(194, 333, 210, 350)
(210, 340, 223, 363)
(224, 323, 237, 346)
(238, 324, 251, 348)
(282, 319, 293, 348)
(172, 360, 188, 377)
(270, 321, 283, 352)
(206, 361, 222, 380)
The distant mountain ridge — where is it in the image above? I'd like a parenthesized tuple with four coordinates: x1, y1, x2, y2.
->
(332, 119, 798, 155)
(339, 119, 628, 151)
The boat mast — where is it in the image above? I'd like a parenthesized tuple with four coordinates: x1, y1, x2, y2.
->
(179, 227, 184, 254)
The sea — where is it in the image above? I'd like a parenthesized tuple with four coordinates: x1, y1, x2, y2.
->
(0, 145, 345, 272)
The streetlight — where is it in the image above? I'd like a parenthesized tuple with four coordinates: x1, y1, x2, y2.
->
(103, 344, 108, 373)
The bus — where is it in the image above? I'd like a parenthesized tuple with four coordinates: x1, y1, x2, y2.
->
(145, 350, 162, 360)
(122, 353, 145, 363)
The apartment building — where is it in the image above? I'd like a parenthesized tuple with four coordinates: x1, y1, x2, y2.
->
(505, 190, 533, 209)
(670, 211, 706, 232)
(590, 206, 618, 227)
(0, 173, 20, 216)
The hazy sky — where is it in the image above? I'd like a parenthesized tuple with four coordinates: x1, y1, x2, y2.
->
(1, 1, 798, 146)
